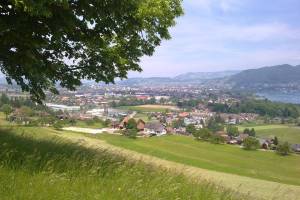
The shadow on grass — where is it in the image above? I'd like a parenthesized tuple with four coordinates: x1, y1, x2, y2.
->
(0, 127, 247, 200)
(0, 127, 126, 176)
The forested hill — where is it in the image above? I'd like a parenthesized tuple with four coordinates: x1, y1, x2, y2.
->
(229, 64, 300, 86)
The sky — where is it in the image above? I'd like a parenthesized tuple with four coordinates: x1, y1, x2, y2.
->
(130, 0, 300, 77)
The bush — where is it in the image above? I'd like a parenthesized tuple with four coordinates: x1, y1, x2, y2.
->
(226, 125, 239, 137)
(86, 119, 95, 126)
(243, 137, 260, 150)
(276, 142, 291, 156)
(210, 135, 225, 144)
(249, 128, 256, 137)
(27, 120, 39, 127)
(126, 129, 138, 139)
(186, 124, 196, 134)
(199, 128, 212, 140)
(192, 131, 201, 140)
(53, 121, 63, 130)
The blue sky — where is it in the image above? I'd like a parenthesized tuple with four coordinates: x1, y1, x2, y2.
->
(130, 0, 300, 77)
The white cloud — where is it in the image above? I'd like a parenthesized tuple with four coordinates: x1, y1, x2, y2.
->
(185, 0, 242, 12)
(133, 1, 300, 76)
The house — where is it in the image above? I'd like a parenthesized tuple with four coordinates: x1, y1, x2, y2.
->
(144, 122, 166, 136)
(237, 134, 249, 144)
(111, 121, 120, 129)
(195, 124, 203, 129)
(119, 116, 129, 129)
(179, 112, 189, 118)
(175, 127, 187, 135)
(259, 139, 272, 149)
(215, 131, 229, 141)
(166, 126, 174, 134)
(291, 144, 300, 153)
(137, 119, 146, 131)
(228, 139, 238, 145)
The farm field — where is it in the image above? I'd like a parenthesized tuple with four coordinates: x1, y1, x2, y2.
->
(118, 104, 179, 112)
(239, 124, 300, 144)
(0, 125, 238, 200)
(71, 120, 105, 129)
(92, 134, 300, 186)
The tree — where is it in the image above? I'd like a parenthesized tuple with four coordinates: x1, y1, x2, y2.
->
(243, 137, 260, 150)
(243, 128, 250, 134)
(53, 121, 63, 131)
(1, 104, 12, 120)
(172, 119, 184, 129)
(0, 1, 183, 102)
(126, 118, 137, 130)
(207, 118, 224, 133)
(276, 142, 290, 156)
(104, 119, 111, 127)
(210, 135, 225, 144)
(199, 128, 212, 141)
(86, 119, 95, 126)
(249, 128, 256, 137)
(69, 118, 77, 126)
(273, 136, 279, 146)
(19, 106, 34, 118)
(226, 125, 239, 137)
(0, 94, 10, 105)
(192, 131, 201, 140)
(127, 129, 138, 139)
(186, 124, 196, 134)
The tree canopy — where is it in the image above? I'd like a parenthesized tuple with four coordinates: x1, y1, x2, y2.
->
(0, 0, 183, 102)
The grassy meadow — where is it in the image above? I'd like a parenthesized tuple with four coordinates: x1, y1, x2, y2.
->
(90, 134, 300, 186)
(71, 120, 105, 129)
(0, 120, 239, 199)
(239, 124, 300, 144)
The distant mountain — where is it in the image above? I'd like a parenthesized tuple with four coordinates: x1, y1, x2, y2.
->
(174, 70, 240, 82)
(229, 64, 300, 90)
(230, 64, 300, 84)
(117, 77, 174, 86)
(117, 70, 240, 86)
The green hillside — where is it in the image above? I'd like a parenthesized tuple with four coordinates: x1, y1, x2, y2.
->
(0, 126, 238, 199)
(239, 124, 300, 144)
(92, 134, 300, 186)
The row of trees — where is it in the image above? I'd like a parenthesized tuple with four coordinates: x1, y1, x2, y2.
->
(243, 137, 290, 156)
(190, 128, 225, 144)
(110, 97, 157, 108)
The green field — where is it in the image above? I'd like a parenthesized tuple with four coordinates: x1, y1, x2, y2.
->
(0, 117, 238, 200)
(91, 134, 300, 186)
(71, 120, 105, 129)
(239, 125, 300, 144)
(133, 113, 150, 122)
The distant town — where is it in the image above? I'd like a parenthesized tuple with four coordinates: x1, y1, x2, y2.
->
(1, 78, 300, 154)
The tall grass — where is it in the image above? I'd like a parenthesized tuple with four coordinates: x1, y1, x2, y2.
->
(0, 127, 242, 200)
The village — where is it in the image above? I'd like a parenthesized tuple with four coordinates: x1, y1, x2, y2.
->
(1, 82, 300, 154)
